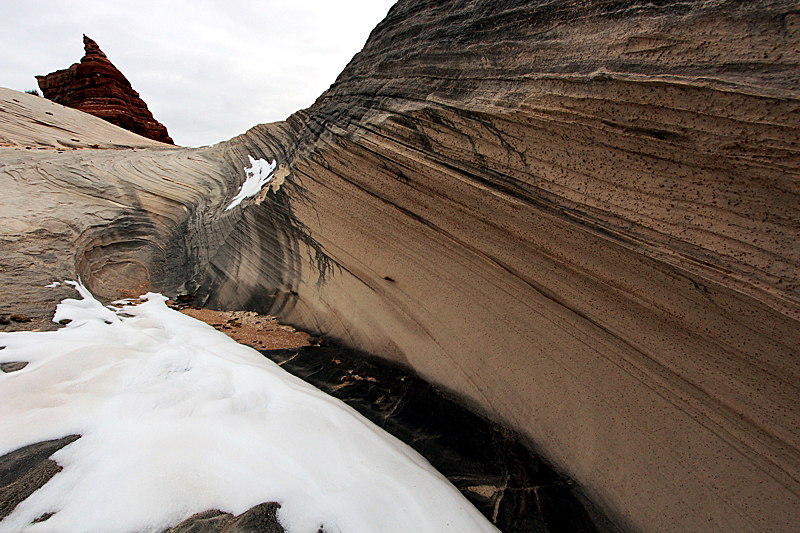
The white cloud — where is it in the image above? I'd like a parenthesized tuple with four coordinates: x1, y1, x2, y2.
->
(1, 0, 397, 146)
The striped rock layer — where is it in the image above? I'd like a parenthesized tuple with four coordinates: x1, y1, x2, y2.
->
(1, 1, 798, 532)
(36, 35, 174, 144)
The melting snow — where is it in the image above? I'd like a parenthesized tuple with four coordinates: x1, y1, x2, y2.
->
(0, 282, 498, 533)
(225, 156, 277, 211)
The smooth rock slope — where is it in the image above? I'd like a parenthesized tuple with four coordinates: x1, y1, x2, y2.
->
(0, 0, 798, 532)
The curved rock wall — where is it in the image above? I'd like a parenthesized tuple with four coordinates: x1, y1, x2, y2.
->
(2, 1, 798, 531)
(0, 88, 229, 327)
(197, 1, 800, 532)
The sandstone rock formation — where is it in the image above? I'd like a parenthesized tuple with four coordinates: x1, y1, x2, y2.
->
(1, 0, 799, 532)
(36, 35, 174, 144)
(196, 3, 800, 530)
(0, 87, 183, 331)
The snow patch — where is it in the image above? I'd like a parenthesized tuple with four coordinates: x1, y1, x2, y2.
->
(0, 282, 498, 533)
(225, 156, 277, 211)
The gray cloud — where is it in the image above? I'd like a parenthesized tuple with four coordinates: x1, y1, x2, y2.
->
(2, 0, 397, 146)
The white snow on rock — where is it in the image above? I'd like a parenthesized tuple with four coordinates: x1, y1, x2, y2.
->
(0, 282, 498, 533)
(225, 156, 277, 211)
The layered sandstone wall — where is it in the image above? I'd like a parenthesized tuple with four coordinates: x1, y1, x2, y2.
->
(1, 1, 798, 532)
(0, 88, 221, 328)
(197, 1, 800, 532)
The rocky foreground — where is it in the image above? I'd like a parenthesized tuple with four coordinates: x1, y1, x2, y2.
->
(1, 1, 798, 532)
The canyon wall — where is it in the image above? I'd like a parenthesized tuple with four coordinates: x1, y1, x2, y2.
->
(1, 0, 798, 532)
(197, 1, 800, 532)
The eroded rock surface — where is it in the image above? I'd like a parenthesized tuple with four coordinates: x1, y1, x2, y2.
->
(197, 2, 800, 532)
(0, 88, 223, 329)
(0, 435, 80, 521)
(163, 503, 286, 533)
(0, 0, 798, 532)
(37, 35, 174, 144)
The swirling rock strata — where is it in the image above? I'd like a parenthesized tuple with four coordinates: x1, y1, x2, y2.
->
(199, 1, 800, 532)
(1, 0, 799, 532)
(0, 88, 224, 329)
(36, 36, 174, 144)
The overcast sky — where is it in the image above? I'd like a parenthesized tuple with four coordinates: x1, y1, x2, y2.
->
(2, 0, 397, 146)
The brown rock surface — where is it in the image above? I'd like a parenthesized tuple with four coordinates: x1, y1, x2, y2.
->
(0, 1, 799, 532)
(36, 35, 174, 145)
(178, 307, 311, 350)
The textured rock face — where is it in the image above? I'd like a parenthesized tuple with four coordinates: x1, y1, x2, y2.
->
(0, 436, 80, 521)
(196, 2, 800, 532)
(1, 0, 799, 532)
(0, 87, 186, 331)
(36, 36, 174, 144)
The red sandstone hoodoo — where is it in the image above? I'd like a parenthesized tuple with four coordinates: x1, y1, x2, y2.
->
(36, 35, 174, 145)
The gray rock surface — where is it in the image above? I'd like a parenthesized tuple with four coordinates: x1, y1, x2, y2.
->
(163, 504, 286, 533)
(0, 435, 80, 521)
(0, 362, 27, 373)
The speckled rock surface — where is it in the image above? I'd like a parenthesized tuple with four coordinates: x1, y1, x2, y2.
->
(36, 35, 174, 144)
(0, 0, 798, 531)
(199, 2, 800, 532)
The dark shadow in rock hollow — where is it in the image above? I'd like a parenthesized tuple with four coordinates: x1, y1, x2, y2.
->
(260, 343, 617, 533)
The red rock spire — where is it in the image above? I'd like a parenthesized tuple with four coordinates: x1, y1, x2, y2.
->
(36, 36, 174, 144)
(82, 34, 107, 58)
